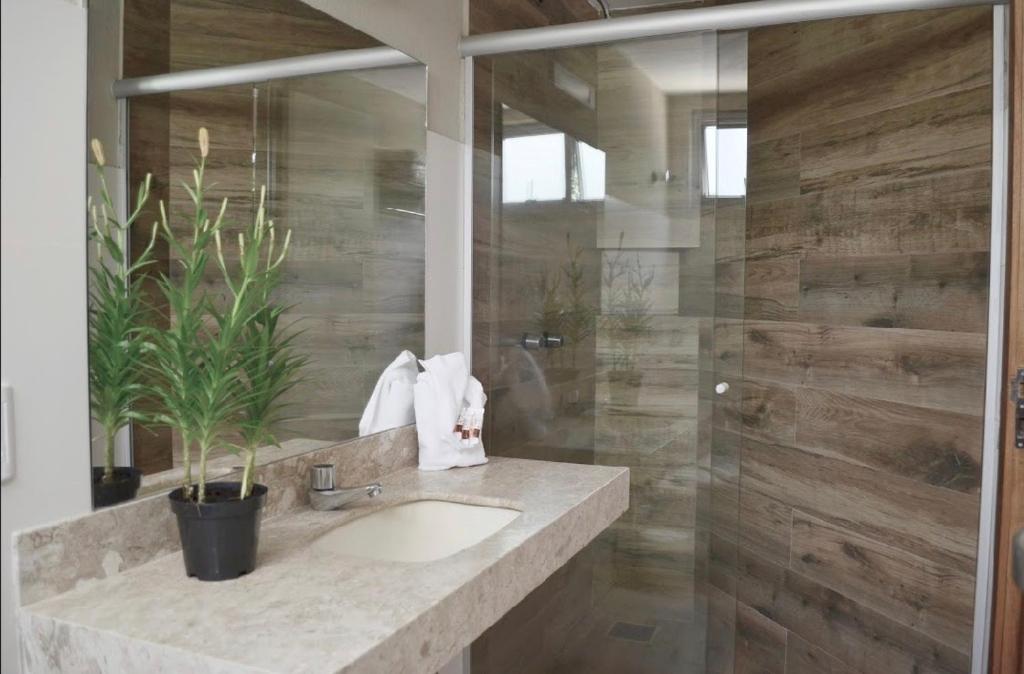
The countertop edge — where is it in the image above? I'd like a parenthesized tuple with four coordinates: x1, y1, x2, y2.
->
(19, 611, 273, 674)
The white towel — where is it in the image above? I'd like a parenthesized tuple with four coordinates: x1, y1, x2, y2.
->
(358, 350, 419, 436)
(414, 352, 488, 471)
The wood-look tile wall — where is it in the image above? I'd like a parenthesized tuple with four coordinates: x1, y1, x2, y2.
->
(724, 8, 992, 673)
(124, 0, 174, 474)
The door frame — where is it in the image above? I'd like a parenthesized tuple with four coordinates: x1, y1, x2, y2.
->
(990, 0, 1024, 671)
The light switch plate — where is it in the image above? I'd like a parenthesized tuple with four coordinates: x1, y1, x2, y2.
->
(1, 383, 13, 482)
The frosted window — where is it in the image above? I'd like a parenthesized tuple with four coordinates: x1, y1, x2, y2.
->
(703, 125, 747, 198)
(502, 133, 567, 203)
(576, 140, 606, 201)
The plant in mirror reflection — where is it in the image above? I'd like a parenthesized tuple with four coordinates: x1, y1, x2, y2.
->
(87, 140, 158, 484)
(532, 234, 595, 369)
(602, 232, 654, 373)
(533, 268, 563, 339)
(560, 233, 595, 369)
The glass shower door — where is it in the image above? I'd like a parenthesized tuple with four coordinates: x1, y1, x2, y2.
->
(471, 30, 747, 674)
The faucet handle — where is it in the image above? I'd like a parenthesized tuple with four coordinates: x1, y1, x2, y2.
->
(311, 464, 336, 491)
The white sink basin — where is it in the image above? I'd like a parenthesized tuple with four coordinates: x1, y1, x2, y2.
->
(312, 500, 521, 563)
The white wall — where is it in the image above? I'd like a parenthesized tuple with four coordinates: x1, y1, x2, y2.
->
(0, 1, 93, 672)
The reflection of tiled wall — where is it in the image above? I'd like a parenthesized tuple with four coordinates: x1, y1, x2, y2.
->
(124, 0, 174, 474)
(126, 0, 425, 463)
(718, 9, 992, 673)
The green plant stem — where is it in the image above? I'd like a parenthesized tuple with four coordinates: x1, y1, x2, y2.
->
(103, 427, 116, 483)
(240, 447, 257, 500)
(197, 441, 210, 503)
(180, 431, 193, 497)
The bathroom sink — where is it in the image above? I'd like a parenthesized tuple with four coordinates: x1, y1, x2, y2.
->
(311, 500, 521, 563)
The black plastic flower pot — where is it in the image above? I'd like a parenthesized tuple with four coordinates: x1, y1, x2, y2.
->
(168, 482, 268, 582)
(92, 467, 143, 508)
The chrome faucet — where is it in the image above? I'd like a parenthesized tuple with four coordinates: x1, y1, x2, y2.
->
(309, 464, 382, 511)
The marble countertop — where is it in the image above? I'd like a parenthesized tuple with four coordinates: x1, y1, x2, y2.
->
(20, 457, 629, 674)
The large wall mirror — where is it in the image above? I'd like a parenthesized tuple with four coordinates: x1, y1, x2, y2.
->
(86, 0, 426, 508)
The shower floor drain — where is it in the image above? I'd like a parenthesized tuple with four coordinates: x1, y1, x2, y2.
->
(608, 621, 658, 643)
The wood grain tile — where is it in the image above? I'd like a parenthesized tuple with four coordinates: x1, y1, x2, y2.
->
(795, 387, 983, 493)
(799, 86, 991, 194)
(741, 320, 988, 415)
(742, 438, 979, 575)
(748, 8, 991, 143)
(790, 512, 974, 653)
(747, 135, 801, 204)
(740, 380, 797, 445)
(738, 548, 971, 674)
(705, 582, 738, 674)
(738, 486, 792, 568)
(785, 633, 856, 674)
(798, 252, 990, 333)
(740, 255, 801, 321)
(809, 169, 991, 257)
(735, 600, 788, 674)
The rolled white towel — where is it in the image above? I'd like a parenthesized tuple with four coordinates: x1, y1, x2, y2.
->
(414, 352, 488, 471)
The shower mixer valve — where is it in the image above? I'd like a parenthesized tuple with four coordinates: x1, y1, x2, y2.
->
(519, 333, 566, 350)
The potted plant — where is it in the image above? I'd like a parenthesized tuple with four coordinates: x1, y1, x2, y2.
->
(149, 128, 301, 581)
(601, 235, 654, 409)
(87, 139, 158, 508)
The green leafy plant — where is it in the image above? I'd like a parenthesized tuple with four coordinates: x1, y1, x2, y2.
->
(87, 139, 158, 484)
(218, 186, 303, 499)
(146, 128, 230, 501)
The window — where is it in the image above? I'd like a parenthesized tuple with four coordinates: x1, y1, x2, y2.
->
(502, 133, 567, 203)
(702, 124, 747, 198)
(502, 133, 606, 204)
(574, 140, 606, 201)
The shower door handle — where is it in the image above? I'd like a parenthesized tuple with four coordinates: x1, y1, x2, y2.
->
(542, 333, 565, 349)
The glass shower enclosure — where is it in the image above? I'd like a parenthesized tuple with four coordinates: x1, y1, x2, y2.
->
(471, 30, 749, 674)
(470, 4, 1002, 672)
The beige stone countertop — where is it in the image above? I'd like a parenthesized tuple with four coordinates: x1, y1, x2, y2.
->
(20, 457, 629, 674)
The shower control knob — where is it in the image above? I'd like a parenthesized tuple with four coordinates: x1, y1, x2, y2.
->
(521, 334, 544, 350)
(715, 382, 730, 395)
